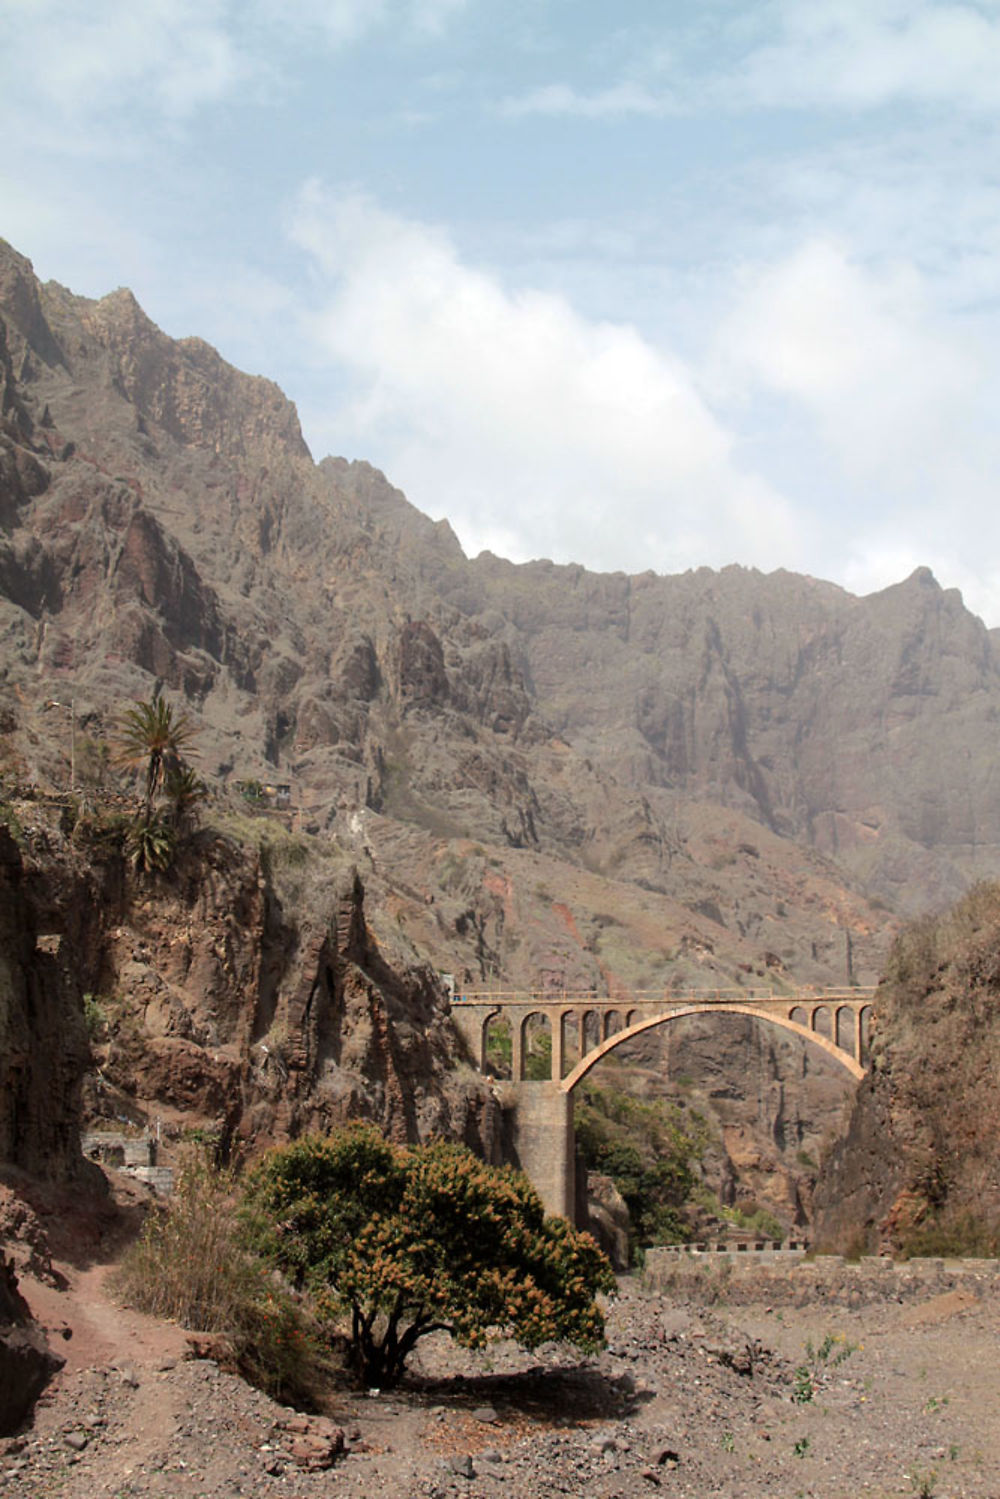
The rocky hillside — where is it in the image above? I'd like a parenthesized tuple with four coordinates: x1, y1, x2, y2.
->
(814, 881, 1000, 1254)
(0, 800, 499, 1184)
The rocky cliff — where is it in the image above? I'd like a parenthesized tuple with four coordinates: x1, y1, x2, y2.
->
(2, 235, 998, 926)
(814, 882, 1000, 1253)
(0, 800, 500, 1182)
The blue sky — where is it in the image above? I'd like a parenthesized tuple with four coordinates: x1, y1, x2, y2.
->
(5, 1, 1000, 620)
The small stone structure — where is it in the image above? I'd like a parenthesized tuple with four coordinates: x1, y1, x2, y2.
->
(82, 1131, 173, 1195)
(641, 1248, 1000, 1306)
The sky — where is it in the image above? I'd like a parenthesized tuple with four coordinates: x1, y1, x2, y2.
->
(3, 2, 1000, 622)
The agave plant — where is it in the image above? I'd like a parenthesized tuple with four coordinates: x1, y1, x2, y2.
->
(127, 810, 177, 873)
(115, 696, 197, 813)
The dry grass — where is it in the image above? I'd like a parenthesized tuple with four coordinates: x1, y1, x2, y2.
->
(113, 1147, 329, 1405)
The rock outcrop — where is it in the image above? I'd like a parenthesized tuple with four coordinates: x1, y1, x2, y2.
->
(0, 803, 500, 1167)
(0, 1254, 63, 1435)
(0, 827, 92, 1183)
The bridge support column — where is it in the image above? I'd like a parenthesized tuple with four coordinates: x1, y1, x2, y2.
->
(551, 1014, 564, 1081)
(511, 1019, 524, 1082)
(509, 1084, 575, 1222)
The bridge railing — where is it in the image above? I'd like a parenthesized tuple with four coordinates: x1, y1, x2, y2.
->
(450, 985, 876, 1006)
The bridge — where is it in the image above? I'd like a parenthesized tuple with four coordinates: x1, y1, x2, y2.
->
(449, 986, 876, 1223)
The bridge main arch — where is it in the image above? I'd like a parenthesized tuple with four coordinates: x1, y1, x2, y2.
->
(560, 1002, 865, 1092)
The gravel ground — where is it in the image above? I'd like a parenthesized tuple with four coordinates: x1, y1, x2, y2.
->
(5, 1265, 1000, 1498)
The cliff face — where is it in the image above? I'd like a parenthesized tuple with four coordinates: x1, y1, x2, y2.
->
(0, 827, 92, 1182)
(462, 556, 1000, 916)
(814, 882, 1000, 1252)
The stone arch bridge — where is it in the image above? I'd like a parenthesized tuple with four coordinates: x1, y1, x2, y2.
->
(450, 987, 875, 1221)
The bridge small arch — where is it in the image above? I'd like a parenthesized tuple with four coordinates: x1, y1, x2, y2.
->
(602, 1009, 624, 1041)
(483, 1011, 512, 1079)
(520, 1011, 553, 1081)
(789, 1005, 808, 1028)
(560, 1003, 865, 1093)
(580, 1009, 601, 1051)
(559, 1010, 581, 1075)
(811, 1005, 832, 1040)
(835, 1004, 855, 1052)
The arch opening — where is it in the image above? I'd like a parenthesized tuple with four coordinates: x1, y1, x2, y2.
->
(484, 1013, 512, 1080)
(582, 1009, 602, 1052)
(521, 1012, 553, 1082)
(812, 1005, 832, 1040)
(560, 1010, 581, 1078)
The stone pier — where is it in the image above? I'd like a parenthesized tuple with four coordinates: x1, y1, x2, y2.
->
(507, 1082, 575, 1221)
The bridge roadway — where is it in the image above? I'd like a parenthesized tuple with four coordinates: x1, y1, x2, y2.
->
(448, 985, 876, 1222)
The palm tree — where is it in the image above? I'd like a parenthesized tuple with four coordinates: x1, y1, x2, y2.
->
(115, 696, 197, 813)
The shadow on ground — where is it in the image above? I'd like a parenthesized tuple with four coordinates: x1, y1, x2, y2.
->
(410, 1362, 644, 1423)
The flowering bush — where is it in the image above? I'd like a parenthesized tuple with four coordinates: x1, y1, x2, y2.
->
(244, 1127, 615, 1387)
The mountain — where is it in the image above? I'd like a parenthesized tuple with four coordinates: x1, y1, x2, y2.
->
(3, 234, 999, 1231)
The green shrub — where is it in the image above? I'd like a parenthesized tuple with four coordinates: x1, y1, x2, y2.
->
(897, 1211, 1000, 1259)
(82, 993, 106, 1042)
(73, 808, 130, 857)
(524, 1026, 552, 1080)
(0, 801, 25, 847)
(485, 1016, 513, 1077)
(127, 810, 177, 872)
(576, 1082, 708, 1256)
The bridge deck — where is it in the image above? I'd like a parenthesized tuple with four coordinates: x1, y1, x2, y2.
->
(451, 986, 876, 1007)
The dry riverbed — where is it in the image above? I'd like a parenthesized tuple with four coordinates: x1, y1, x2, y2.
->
(5, 1248, 1000, 1499)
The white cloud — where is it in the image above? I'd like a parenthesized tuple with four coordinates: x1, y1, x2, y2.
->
(718, 239, 989, 494)
(408, 0, 469, 37)
(3, 0, 247, 128)
(714, 236, 1000, 623)
(1, 0, 469, 145)
(288, 183, 805, 576)
(728, 0, 1000, 112)
(250, 0, 467, 47)
(500, 2, 1000, 121)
